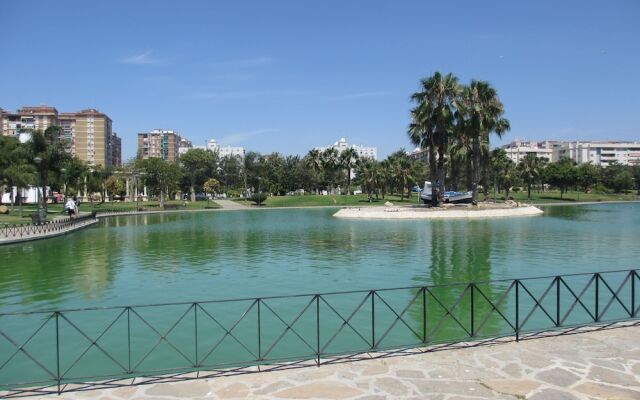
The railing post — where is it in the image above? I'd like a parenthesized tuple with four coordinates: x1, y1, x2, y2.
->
(55, 312, 61, 395)
(515, 280, 520, 342)
(556, 277, 561, 327)
(595, 273, 600, 322)
(257, 299, 262, 361)
(194, 303, 199, 367)
(316, 295, 320, 366)
(422, 287, 427, 344)
(470, 283, 475, 337)
(127, 307, 131, 373)
(632, 271, 636, 318)
(370, 291, 375, 349)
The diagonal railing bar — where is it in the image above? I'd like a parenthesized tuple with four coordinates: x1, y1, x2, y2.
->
(260, 298, 317, 359)
(195, 303, 258, 362)
(559, 276, 597, 324)
(518, 279, 558, 328)
(472, 282, 517, 334)
(198, 300, 259, 366)
(319, 293, 373, 353)
(57, 309, 128, 378)
(425, 286, 471, 338)
(373, 290, 423, 347)
(130, 305, 196, 371)
(598, 273, 633, 318)
(0, 314, 57, 379)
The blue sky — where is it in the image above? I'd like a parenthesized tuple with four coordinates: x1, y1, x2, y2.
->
(1, 0, 639, 161)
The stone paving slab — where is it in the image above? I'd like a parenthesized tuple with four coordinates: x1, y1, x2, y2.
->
(18, 324, 639, 399)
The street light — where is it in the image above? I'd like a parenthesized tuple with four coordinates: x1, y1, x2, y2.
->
(257, 177, 262, 206)
(33, 157, 44, 223)
(60, 168, 67, 201)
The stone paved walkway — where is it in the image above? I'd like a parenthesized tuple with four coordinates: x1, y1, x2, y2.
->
(214, 199, 253, 210)
(27, 324, 639, 400)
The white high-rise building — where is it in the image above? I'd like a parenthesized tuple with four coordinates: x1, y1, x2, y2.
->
(316, 138, 378, 160)
(501, 140, 640, 166)
(206, 139, 245, 158)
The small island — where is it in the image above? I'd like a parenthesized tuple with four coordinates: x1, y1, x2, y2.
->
(334, 202, 543, 220)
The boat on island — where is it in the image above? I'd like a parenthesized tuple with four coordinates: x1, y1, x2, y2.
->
(420, 181, 473, 205)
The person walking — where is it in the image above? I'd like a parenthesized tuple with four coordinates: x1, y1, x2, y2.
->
(65, 197, 76, 218)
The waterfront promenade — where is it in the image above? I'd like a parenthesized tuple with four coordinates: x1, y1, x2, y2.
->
(32, 323, 639, 400)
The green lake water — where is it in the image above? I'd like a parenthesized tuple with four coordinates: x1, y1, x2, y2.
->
(1, 203, 639, 388)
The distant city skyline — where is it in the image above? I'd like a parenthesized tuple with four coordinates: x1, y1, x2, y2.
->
(1, 0, 639, 161)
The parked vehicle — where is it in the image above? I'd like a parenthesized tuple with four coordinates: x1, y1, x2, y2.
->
(420, 181, 472, 205)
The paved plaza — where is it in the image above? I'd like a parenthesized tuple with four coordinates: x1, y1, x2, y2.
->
(25, 323, 639, 400)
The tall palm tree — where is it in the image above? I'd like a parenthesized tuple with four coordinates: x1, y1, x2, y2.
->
(321, 148, 339, 194)
(457, 80, 510, 205)
(355, 158, 379, 201)
(410, 72, 460, 205)
(339, 147, 359, 195)
(409, 103, 438, 206)
(305, 149, 324, 194)
(518, 153, 541, 200)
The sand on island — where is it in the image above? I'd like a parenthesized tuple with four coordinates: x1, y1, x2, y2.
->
(333, 203, 543, 220)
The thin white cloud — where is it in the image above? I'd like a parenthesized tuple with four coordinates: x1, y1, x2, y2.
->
(182, 91, 269, 100)
(219, 129, 278, 145)
(332, 91, 391, 100)
(120, 51, 159, 65)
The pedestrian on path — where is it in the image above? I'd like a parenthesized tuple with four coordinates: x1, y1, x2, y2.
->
(65, 197, 76, 218)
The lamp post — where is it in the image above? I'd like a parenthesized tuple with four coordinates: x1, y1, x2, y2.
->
(33, 157, 45, 223)
(60, 168, 67, 202)
(257, 177, 262, 206)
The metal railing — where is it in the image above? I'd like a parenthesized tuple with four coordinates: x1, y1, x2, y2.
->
(0, 269, 637, 396)
(0, 213, 97, 240)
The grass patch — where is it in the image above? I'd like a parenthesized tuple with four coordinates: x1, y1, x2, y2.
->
(506, 190, 638, 204)
(0, 200, 221, 225)
(232, 194, 423, 208)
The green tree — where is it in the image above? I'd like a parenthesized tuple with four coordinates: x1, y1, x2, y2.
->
(576, 163, 601, 193)
(0, 136, 22, 204)
(388, 150, 415, 200)
(339, 147, 359, 195)
(457, 80, 510, 204)
(518, 154, 543, 200)
(410, 71, 460, 205)
(180, 148, 215, 202)
(139, 158, 183, 207)
(544, 158, 577, 198)
(601, 162, 634, 193)
(354, 158, 379, 201)
(29, 126, 71, 213)
(105, 175, 126, 200)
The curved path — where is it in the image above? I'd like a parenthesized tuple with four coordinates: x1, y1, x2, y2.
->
(19, 323, 639, 399)
(215, 199, 253, 210)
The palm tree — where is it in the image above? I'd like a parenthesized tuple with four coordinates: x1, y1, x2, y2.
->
(29, 126, 70, 214)
(409, 103, 438, 206)
(410, 72, 460, 205)
(321, 148, 339, 194)
(339, 148, 359, 195)
(518, 154, 541, 200)
(355, 158, 379, 201)
(305, 149, 324, 194)
(457, 80, 510, 205)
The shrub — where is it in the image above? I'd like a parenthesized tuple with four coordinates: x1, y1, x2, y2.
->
(250, 193, 267, 205)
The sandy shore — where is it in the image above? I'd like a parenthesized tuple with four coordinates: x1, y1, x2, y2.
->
(334, 204, 544, 219)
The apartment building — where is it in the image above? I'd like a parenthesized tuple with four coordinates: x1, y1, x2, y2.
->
(502, 140, 555, 164)
(1, 106, 120, 166)
(316, 137, 378, 160)
(137, 129, 182, 161)
(556, 141, 640, 166)
(502, 140, 640, 166)
(206, 139, 245, 158)
(1, 106, 59, 142)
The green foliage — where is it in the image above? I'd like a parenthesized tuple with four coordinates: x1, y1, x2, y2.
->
(105, 175, 126, 198)
(601, 162, 635, 193)
(250, 192, 267, 205)
(544, 158, 577, 198)
(203, 178, 220, 196)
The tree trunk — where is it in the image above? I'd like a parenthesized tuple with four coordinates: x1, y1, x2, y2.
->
(429, 146, 438, 207)
(527, 183, 532, 200)
(437, 151, 446, 206)
(190, 175, 196, 202)
(41, 173, 48, 213)
(471, 139, 480, 206)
